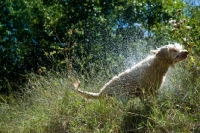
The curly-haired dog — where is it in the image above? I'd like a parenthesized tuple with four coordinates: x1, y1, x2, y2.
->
(73, 43, 188, 100)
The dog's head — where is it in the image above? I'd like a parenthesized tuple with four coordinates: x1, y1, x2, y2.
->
(151, 43, 189, 66)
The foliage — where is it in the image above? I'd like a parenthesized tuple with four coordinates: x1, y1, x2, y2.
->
(0, 0, 53, 92)
(0, 0, 200, 131)
(0, 71, 199, 133)
(0, 0, 187, 93)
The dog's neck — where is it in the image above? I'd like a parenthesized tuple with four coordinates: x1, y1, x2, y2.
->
(151, 57, 170, 75)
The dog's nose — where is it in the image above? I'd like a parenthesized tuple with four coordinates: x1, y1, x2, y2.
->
(182, 50, 189, 58)
(185, 51, 189, 55)
(183, 50, 189, 54)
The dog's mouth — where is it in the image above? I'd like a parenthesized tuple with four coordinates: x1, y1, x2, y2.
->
(175, 50, 189, 59)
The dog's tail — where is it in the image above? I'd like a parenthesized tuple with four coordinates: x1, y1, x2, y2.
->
(73, 78, 100, 99)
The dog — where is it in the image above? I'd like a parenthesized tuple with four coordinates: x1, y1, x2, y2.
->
(73, 43, 188, 100)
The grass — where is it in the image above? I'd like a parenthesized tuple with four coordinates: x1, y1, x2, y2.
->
(0, 64, 200, 133)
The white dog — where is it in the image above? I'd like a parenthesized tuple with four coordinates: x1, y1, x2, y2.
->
(73, 43, 188, 100)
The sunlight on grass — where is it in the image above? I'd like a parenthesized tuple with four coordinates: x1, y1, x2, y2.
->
(0, 68, 200, 133)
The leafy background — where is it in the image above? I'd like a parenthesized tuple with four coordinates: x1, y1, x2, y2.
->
(0, 0, 200, 132)
(1, 0, 199, 92)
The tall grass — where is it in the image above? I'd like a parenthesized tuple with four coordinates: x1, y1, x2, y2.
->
(1, 25, 199, 133)
(0, 62, 200, 132)
(0, 72, 123, 132)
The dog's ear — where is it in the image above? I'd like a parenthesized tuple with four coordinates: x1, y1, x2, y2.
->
(151, 49, 159, 55)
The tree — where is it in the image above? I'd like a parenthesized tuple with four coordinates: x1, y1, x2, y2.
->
(0, 0, 52, 92)
(0, 0, 187, 93)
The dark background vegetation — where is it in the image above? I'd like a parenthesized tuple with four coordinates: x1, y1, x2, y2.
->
(0, 0, 200, 132)
(0, 0, 199, 94)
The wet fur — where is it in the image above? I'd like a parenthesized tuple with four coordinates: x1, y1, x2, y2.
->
(73, 43, 188, 100)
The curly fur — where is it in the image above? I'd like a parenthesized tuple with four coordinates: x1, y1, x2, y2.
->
(73, 43, 188, 100)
